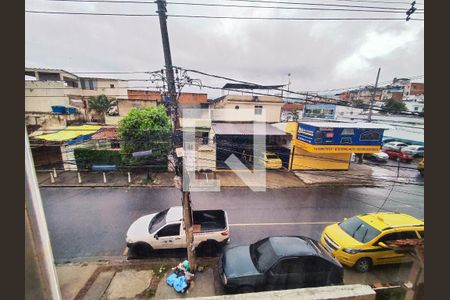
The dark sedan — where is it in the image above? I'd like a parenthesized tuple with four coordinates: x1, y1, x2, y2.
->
(218, 236, 343, 294)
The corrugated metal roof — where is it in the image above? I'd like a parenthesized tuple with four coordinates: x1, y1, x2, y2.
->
(212, 123, 287, 135)
(34, 125, 102, 142)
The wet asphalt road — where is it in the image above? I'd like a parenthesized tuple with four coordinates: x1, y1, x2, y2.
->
(41, 180, 423, 262)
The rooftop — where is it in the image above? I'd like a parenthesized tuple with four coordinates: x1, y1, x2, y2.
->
(359, 213, 424, 231)
(212, 123, 287, 136)
(33, 125, 102, 142)
(91, 127, 118, 140)
(300, 121, 393, 130)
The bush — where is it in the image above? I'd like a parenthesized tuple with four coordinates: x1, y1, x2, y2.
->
(118, 105, 171, 170)
(74, 148, 122, 170)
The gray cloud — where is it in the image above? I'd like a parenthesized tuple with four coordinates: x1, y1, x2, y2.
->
(25, 0, 424, 97)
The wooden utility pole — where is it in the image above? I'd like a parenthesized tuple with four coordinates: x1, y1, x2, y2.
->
(156, 0, 196, 270)
(368, 67, 381, 122)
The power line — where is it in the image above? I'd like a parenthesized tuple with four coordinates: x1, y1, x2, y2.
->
(221, 0, 423, 11)
(25, 10, 424, 20)
(46, 0, 424, 14)
(335, 0, 423, 6)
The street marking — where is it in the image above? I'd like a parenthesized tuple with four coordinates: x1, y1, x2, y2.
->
(122, 247, 128, 256)
(229, 221, 335, 227)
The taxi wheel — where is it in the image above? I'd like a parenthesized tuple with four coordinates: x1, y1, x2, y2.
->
(354, 258, 372, 273)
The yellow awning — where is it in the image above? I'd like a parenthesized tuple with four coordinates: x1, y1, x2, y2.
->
(34, 125, 102, 142)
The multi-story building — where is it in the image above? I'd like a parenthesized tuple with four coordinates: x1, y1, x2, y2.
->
(381, 85, 404, 101)
(209, 95, 284, 123)
(404, 82, 424, 97)
(25, 68, 128, 128)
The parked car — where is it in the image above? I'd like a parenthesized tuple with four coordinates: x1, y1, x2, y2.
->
(401, 145, 424, 158)
(126, 207, 229, 257)
(417, 159, 424, 176)
(260, 151, 283, 169)
(219, 236, 343, 294)
(321, 212, 424, 272)
(382, 149, 414, 163)
(382, 141, 409, 151)
(364, 151, 389, 163)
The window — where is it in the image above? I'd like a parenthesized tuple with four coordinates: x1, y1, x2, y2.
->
(378, 231, 419, 243)
(80, 79, 97, 90)
(360, 130, 380, 141)
(272, 259, 303, 274)
(148, 209, 169, 233)
(339, 217, 381, 243)
(414, 107, 419, 111)
(202, 132, 209, 145)
(157, 223, 180, 237)
(342, 129, 354, 135)
(255, 105, 263, 115)
(340, 137, 352, 144)
(110, 140, 120, 149)
(110, 84, 115, 88)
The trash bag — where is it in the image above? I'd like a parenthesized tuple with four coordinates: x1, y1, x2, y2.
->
(166, 273, 178, 287)
(173, 275, 188, 293)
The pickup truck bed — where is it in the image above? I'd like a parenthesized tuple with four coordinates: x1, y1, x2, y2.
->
(193, 210, 227, 232)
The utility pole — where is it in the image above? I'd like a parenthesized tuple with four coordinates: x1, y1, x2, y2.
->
(156, 0, 196, 270)
(368, 67, 381, 122)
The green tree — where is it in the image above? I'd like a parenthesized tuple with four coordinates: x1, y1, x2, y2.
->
(383, 98, 407, 114)
(118, 105, 171, 170)
(351, 99, 366, 108)
(88, 94, 116, 122)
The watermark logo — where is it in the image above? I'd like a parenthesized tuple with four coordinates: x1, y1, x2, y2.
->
(182, 108, 267, 192)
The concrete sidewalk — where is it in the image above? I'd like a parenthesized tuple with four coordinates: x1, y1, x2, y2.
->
(293, 164, 376, 187)
(56, 258, 219, 300)
(55, 258, 412, 300)
(38, 170, 175, 188)
(38, 165, 377, 189)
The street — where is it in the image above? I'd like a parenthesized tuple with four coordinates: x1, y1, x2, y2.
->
(40, 182, 423, 262)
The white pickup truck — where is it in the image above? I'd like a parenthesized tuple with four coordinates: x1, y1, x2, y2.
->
(126, 206, 230, 257)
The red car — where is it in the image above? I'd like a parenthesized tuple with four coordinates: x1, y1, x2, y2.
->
(382, 149, 414, 163)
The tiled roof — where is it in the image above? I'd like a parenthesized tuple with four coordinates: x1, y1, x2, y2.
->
(91, 127, 118, 140)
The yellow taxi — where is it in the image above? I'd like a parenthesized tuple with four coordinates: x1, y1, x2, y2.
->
(417, 159, 424, 176)
(320, 212, 424, 272)
(261, 152, 283, 169)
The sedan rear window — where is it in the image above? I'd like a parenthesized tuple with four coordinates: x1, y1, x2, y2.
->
(250, 239, 278, 273)
(339, 217, 381, 243)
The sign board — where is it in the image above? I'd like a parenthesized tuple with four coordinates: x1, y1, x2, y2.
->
(294, 140, 381, 154)
(132, 150, 153, 158)
(303, 104, 336, 120)
(295, 122, 386, 153)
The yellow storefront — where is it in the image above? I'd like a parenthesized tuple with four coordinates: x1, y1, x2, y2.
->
(285, 121, 388, 171)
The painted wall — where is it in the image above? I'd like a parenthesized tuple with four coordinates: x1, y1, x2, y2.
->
(211, 102, 282, 123)
(117, 99, 157, 116)
(289, 146, 351, 170)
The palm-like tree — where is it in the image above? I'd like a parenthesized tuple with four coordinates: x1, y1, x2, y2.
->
(88, 94, 116, 123)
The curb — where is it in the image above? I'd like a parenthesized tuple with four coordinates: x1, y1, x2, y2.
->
(39, 184, 175, 188)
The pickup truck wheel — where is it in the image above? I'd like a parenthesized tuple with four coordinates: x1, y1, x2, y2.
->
(196, 241, 219, 257)
(129, 242, 153, 258)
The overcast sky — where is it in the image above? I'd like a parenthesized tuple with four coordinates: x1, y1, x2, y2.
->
(25, 0, 424, 97)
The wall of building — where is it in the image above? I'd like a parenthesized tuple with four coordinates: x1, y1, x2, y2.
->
(211, 102, 282, 123)
(25, 81, 70, 112)
(117, 99, 157, 116)
(290, 146, 351, 170)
